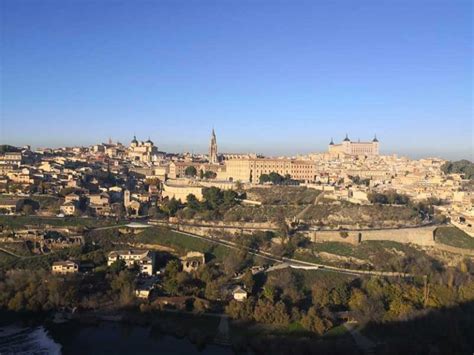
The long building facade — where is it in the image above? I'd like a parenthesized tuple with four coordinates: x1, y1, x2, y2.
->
(219, 158, 318, 183)
(328, 135, 379, 156)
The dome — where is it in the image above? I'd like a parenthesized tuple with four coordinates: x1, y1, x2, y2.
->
(372, 134, 379, 142)
(131, 135, 138, 144)
(329, 138, 334, 145)
(343, 134, 351, 142)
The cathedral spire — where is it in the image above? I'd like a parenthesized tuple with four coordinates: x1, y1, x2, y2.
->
(209, 128, 218, 164)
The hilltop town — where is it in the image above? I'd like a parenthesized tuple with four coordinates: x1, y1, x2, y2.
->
(0, 132, 473, 353)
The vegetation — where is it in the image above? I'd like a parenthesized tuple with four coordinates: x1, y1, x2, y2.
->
(184, 166, 197, 177)
(367, 190, 410, 205)
(155, 187, 242, 220)
(136, 227, 231, 261)
(246, 186, 320, 205)
(435, 226, 474, 249)
(259, 172, 296, 185)
(0, 215, 118, 229)
(441, 160, 474, 180)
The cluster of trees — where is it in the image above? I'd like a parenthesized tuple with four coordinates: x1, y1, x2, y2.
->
(184, 166, 217, 180)
(225, 258, 474, 337)
(348, 175, 370, 186)
(259, 172, 295, 185)
(179, 187, 242, 220)
(368, 191, 410, 205)
(225, 269, 334, 335)
(441, 160, 474, 180)
(155, 187, 242, 220)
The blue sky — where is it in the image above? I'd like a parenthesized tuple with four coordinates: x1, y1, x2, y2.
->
(1, 0, 472, 159)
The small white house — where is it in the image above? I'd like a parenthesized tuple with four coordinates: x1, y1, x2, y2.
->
(232, 286, 248, 302)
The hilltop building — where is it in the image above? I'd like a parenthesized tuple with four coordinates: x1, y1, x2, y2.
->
(128, 136, 158, 163)
(107, 249, 155, 275)
(209, 129, 218, 164)
(328, 135, 379, 157)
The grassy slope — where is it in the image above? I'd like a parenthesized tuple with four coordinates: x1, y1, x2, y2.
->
(0, 215, 119, 229)
(435, 226, 474, 249)
(136, 227, 232, 261)
(294, 240, 428, 271)
(246, 186, 320, 205)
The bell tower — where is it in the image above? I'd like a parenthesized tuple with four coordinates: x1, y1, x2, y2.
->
(209, 129, 218, 164)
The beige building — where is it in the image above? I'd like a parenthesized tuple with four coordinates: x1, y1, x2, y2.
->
(52, 261, 79, 274)
(128, 136, 158, 163)
(162, 179, 204, 201)
(219, 158, 318, 183)
(329, 135, 379, 156)
(232, 286, 248, 302)
(181, 251, 206, 273)
(60, 201, 77, 216)
(0, 152, 22, 166)
(107, 249, 154, 275)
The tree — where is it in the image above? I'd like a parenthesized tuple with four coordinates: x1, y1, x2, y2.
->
(253, 299, 290, 326)
(222, 190, 238, 207)
(225, 299, 255, 321)
(109, 259, 126, 274)
(301, 306, 333, 335)
(202, 187, 224, 210)
(193, 298, 207, 314)
(186, 194, 201, 210)
(110, 270, 135, 306)
(161, 197, 180, 216)
(185, 166, 197, 177)
(204, 171, 217, 179)
(241, 270, 255, 293)
(165, 259, 181, 277)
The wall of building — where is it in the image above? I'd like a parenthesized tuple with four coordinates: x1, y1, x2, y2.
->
(307, 225, 437, 246)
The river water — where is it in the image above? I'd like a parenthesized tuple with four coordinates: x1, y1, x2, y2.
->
(0, 321, 233, 355)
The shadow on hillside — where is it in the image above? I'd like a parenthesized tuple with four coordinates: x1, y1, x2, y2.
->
(0, 301, 473, 354)
(357, 300, 474, 354)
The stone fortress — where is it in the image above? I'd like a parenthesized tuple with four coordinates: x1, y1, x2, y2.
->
(328, 134, 379, 157)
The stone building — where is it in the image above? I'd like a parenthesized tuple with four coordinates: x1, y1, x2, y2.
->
(128, 136, 158, 163)
(52, 261, 79, 274)
(107, 249, 155, 275)
(209, 129, 218, 164)
(181, 251, 206, 272)
(328, 134, 379, 156)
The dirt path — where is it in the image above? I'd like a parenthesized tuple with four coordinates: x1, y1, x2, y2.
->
(295, 191, 325, 220)
(343, 322, 375, 353)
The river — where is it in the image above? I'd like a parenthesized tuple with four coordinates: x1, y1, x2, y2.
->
(0, 321, 234, 355)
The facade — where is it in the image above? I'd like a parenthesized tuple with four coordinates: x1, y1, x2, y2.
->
(60, 201, 77, 216)
(107, 249, 155, 275)
(181, 251, 206, 272)
(209, 129, 218, 164)
(0, 198, 19, 214)
(328, 135, 379, 156)
(52, 261, 79, 274)
(128, 136, 158, 163)
(232, 286, 248, 302)
(0, 152, 23, 167)
(162, 180, 204, 201)
(220, 158, 318, 183)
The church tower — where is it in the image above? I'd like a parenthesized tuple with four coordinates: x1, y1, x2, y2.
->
(209, 129, 218, 164)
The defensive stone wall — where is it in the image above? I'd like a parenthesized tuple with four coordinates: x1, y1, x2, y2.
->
(308, 225, 437, 246)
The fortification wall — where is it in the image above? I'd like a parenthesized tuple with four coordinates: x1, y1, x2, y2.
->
(308, 225, 437, 246)
(433, 243, 474, 257)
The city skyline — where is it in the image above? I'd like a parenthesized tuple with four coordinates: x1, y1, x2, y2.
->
(1, 0, 472, 160)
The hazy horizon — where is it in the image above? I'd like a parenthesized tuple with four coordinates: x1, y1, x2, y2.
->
(1, 0, 472, 161)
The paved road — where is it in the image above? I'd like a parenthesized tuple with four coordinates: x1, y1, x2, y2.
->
(0, 247, 20, 258)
